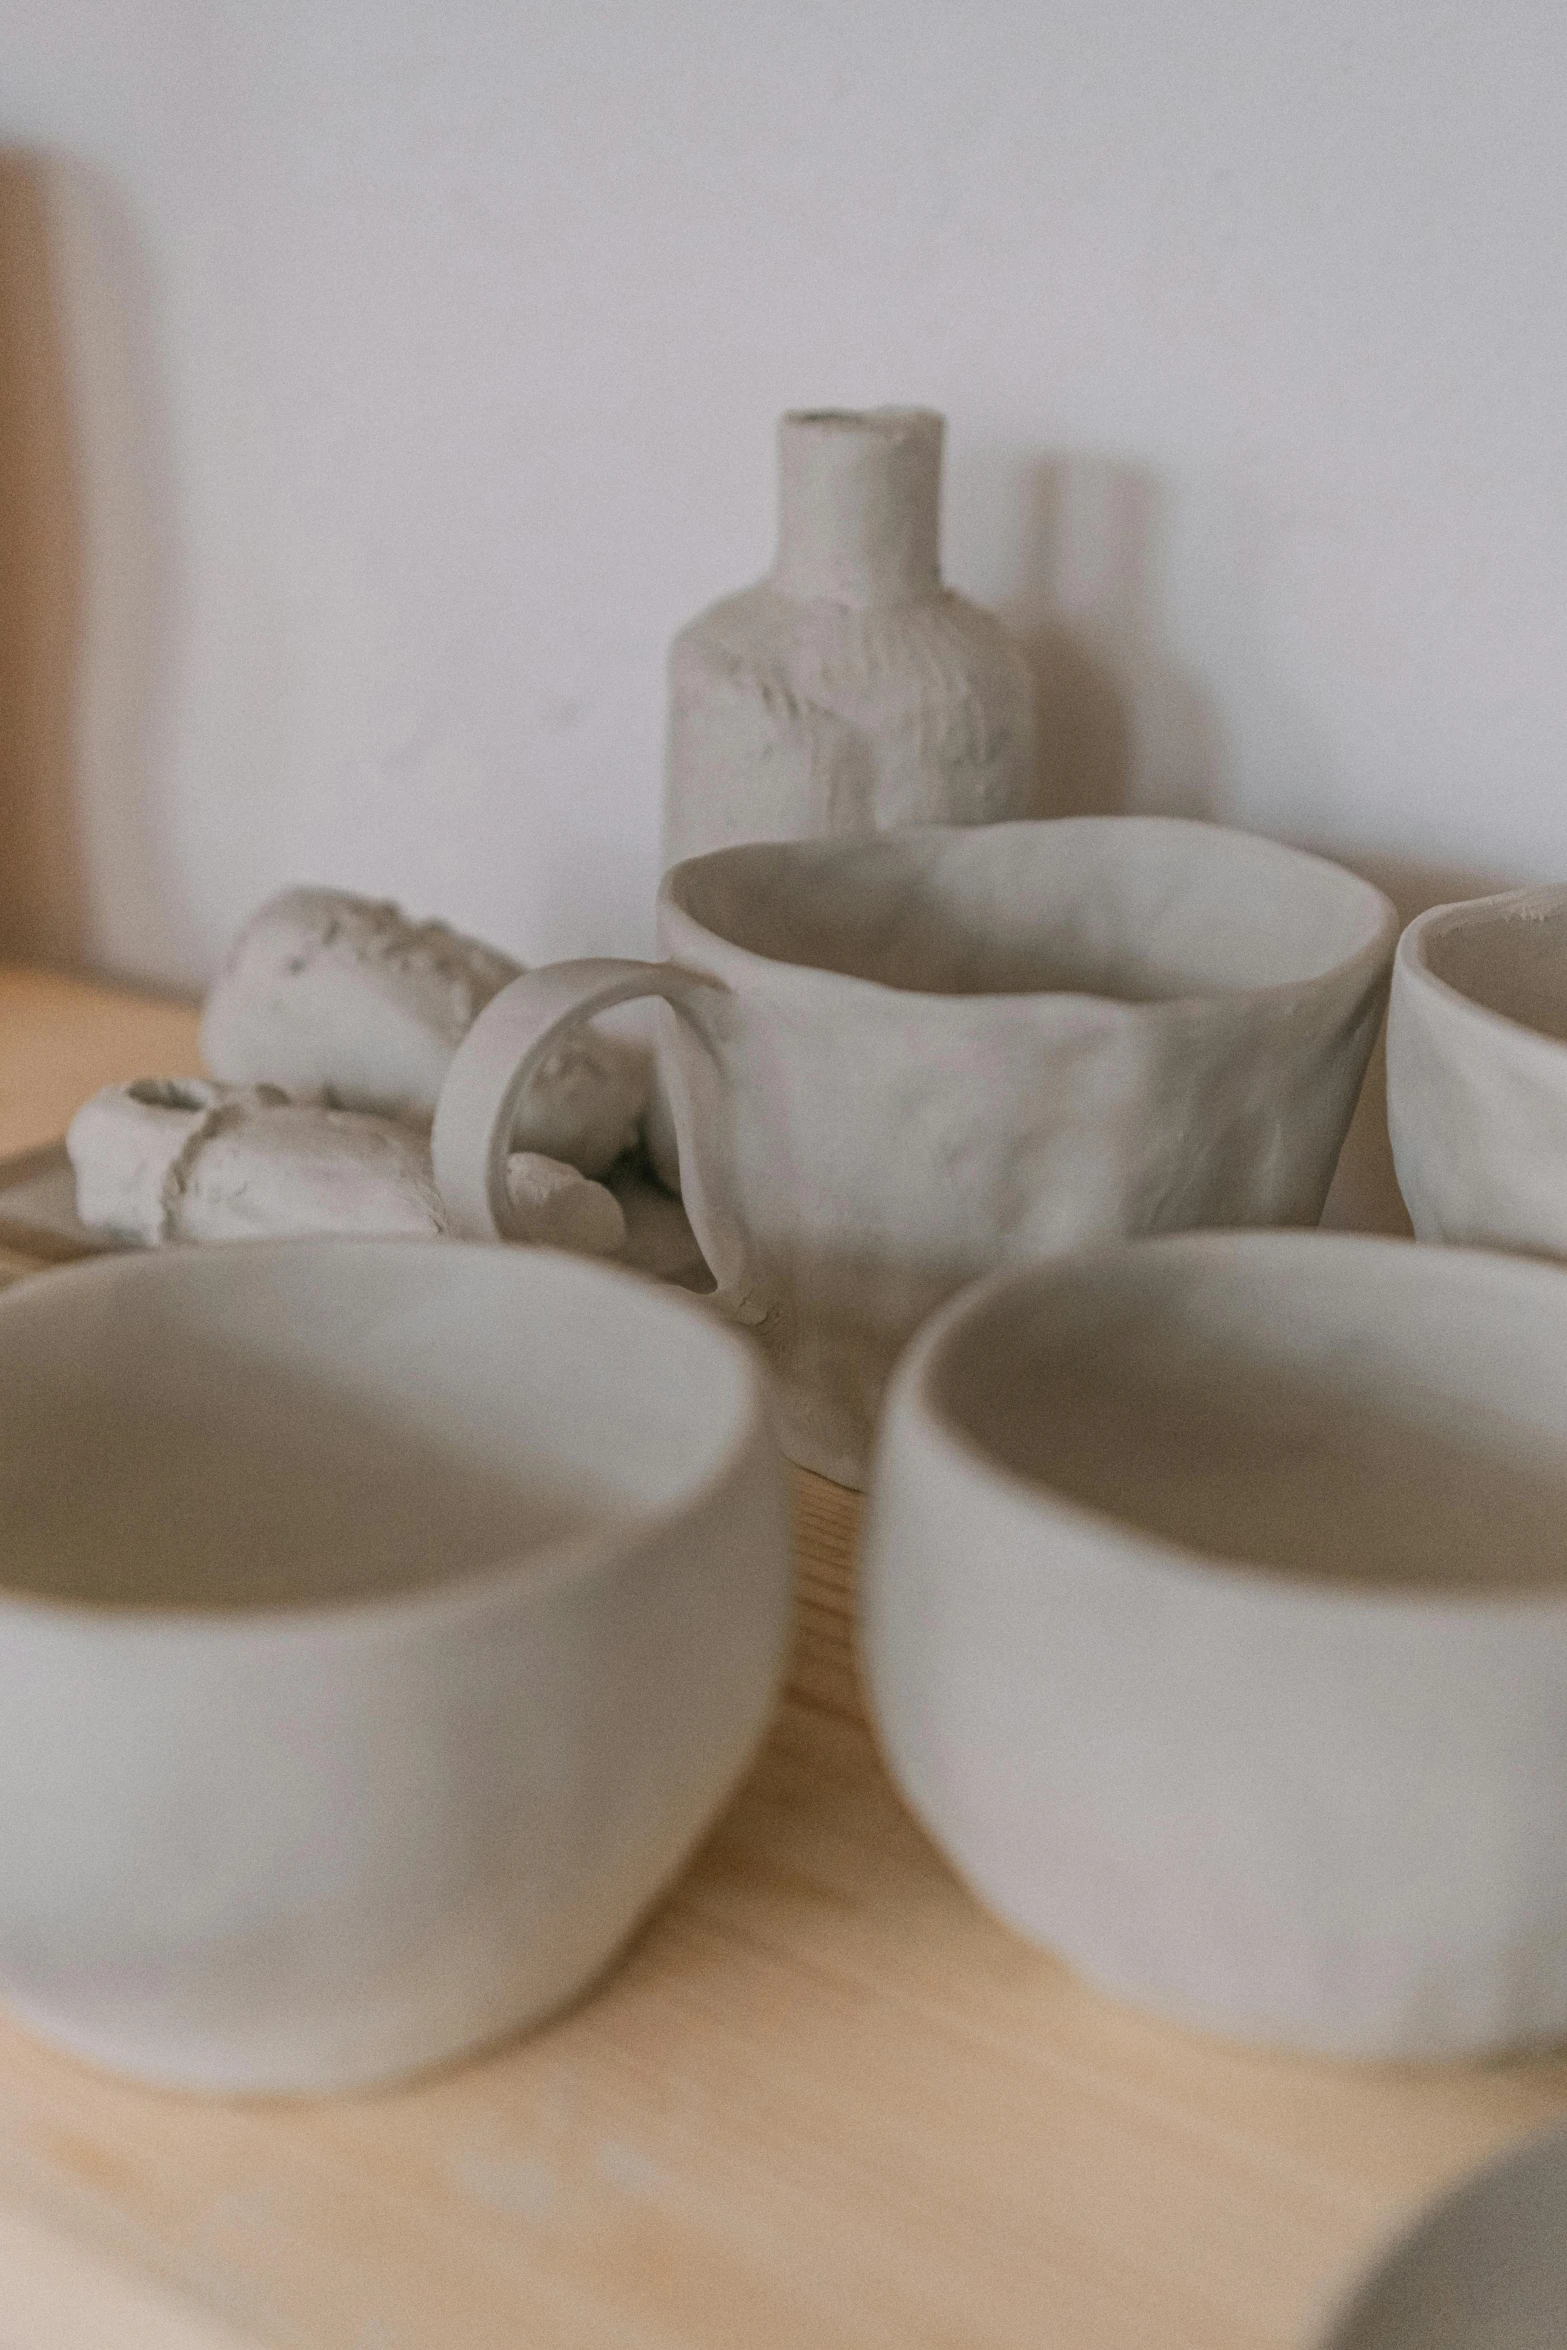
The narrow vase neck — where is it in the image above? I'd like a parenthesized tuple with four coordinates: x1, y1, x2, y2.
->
(772, 407, 944, 608)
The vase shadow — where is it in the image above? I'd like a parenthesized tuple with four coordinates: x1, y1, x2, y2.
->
(996, 455, 1226, 824)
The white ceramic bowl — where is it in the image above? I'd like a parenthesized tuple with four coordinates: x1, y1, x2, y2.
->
(1389, 883, 1567, 1257)
(861, 1231, 1567, 2060)
(0, 1239, 791, 2093)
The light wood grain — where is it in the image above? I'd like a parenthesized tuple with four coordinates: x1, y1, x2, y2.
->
(1, 968, 1566, 2350)
(0, 965, 200, 1160)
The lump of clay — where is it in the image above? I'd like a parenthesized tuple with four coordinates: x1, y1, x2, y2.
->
(200, 888, 647, 1179)
(68, 1080, 627, 1257)
(69, 1079, 448, 1245)
(502, 1151, 627, 1257)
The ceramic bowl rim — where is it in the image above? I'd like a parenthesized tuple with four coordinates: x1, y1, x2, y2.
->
(0, 1234, 776, 1637)
(887, 1228, 1567, 1621)
(661, 816, 1399, 1016)
(1398, 884, 1567, 1061)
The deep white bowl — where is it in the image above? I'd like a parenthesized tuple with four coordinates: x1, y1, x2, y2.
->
(1390, 882, 1567, 1259)
(0, 1239, 791, 2092)
(861, 1231, 1567, 2060)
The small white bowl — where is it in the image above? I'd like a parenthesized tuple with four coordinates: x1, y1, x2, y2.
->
(1390, 882, 1567, 1257)
(861, 1231, 1567, 2060)
(0, 1239, 791, 2093)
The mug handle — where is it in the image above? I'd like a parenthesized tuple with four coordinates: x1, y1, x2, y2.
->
(432, 958, 715, 1241)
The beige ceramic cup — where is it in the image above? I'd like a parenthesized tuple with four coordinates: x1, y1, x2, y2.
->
(862, 1230, 1567, 2061)
(434, 822, 1390, 1485)
(1389, 883, 1567, 1256)
(0, 1238, 790, 2093)
(435, 818, 1396, 1486)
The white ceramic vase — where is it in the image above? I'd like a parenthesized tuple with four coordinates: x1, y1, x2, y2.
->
(663, 408, 1037, 869)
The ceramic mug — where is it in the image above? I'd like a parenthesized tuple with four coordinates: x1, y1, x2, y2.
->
(0, 1238, 790, 2093)
(1388, 883, 1567, 1256)
(862, 1231, 1567, 2060)
(435, 817, 1397, 1486)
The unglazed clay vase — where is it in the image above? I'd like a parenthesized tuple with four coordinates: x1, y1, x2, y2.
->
(663, 408, 1037, 868)
(1388, 884, 1567, 1258)
(654, 406, 1038, 1192)
(862, 1231, 1567, 2060)
(0, 1240, 790, 2093)
(1315, 2120, 1567, 2348)
(433, 818, 1396, 1487)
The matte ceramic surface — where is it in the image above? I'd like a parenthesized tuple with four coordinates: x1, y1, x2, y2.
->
(1389, 884, 1567, 1258)
(1316, 2122, 1567, 2349)
(663, 409, 1037, 872)
(203, 887, 647, 1178)
(67, 1079, 626, 1254)
(435, 818, 1396, 1486)
(861, 1231, 1567, 2059)
(0, 1240, 790, 2093)
(68, 1078, 448, 1242)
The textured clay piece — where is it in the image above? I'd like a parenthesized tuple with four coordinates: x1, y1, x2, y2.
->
(68, 1079, 625, 1255)
(433, 816, 1397, 1487)
(69, 1078, 447, 1243)
(501, 1151, 626, 1256)
(0, 1239, 790, 2090)
(664, 408, 1037, 869)
(201, 887, 646, 1178)
(863, 1232, 1567, 2060)
(1388, 883, 1567, 1259)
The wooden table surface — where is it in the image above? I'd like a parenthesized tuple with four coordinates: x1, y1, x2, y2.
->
(2, 961, 1566, 2350)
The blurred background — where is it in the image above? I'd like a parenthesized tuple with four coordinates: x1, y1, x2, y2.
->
(0, 0, 1562, 1023)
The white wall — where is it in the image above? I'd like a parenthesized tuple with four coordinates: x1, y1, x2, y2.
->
(2, 0, 1566, 999)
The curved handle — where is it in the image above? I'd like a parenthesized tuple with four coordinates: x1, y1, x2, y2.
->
(433, 958, 711, 1241)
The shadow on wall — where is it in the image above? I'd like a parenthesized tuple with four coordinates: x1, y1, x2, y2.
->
(993, 455, 1520, 1239)
(0, 151, 84, 960)
(0, 148, 180, 979)
(1000, 456, 1226, 824)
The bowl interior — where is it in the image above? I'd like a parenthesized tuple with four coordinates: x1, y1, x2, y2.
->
(669, 820, 1389, 1003)
(0, 1241, 754, 1610)
(1422, 893, 1567, 1045)
(927, 1237, 1567, 1593)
